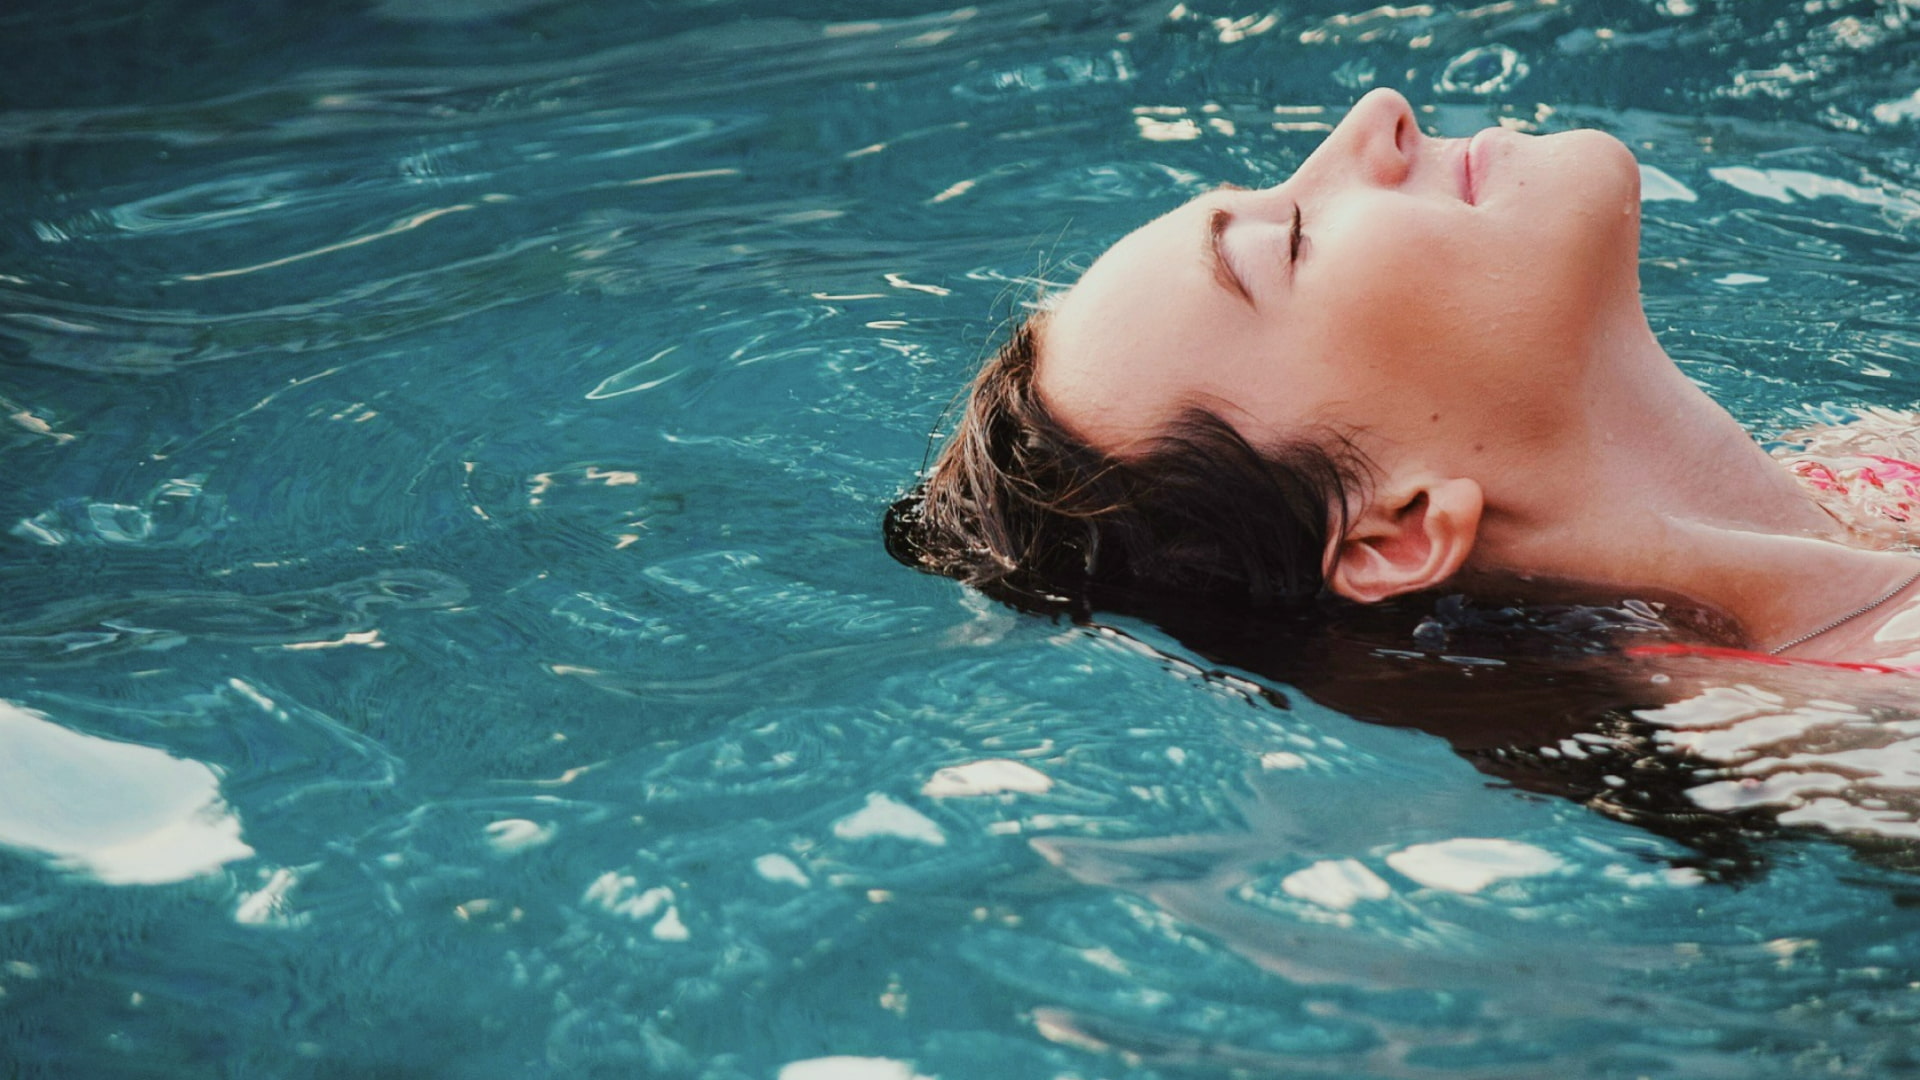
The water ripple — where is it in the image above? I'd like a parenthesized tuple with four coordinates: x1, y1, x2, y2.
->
(0, 569, 466, 666)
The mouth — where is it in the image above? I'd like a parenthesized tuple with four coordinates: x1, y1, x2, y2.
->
(1462, 131, 1480, 205)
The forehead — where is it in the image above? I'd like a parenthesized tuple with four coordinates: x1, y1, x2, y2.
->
(1036, 196, 1251, 452)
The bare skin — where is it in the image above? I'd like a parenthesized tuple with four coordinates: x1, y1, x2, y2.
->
(1034, 87, 1920, 664)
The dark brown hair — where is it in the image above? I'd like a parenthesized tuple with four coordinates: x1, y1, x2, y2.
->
(884, 314, 1368, 611)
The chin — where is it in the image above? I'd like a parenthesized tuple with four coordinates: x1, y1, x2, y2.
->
(1489, 127, 1642, 245)
(1551, 127, 1643, 206)
(1587, 128, 1643, 198)
(1533, 129, 1644, 278)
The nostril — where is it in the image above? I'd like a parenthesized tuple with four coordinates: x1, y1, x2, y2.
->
(1392, 112, 1412, 156)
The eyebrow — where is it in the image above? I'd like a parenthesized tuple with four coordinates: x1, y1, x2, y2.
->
(1207, 207, 1254, 308)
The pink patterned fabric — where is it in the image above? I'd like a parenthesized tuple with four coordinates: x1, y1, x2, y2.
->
(1788, 453, 1920, 523)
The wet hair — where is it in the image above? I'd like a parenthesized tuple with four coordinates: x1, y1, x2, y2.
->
(883, 314, 1369, 612)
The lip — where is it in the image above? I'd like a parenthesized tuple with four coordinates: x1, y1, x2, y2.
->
(1462, 131, 1480, 205)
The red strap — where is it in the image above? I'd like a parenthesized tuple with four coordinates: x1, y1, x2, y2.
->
(1623, 642, 1918, 675)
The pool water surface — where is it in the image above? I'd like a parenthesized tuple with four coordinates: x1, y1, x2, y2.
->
(6, 0, 1920, 1076)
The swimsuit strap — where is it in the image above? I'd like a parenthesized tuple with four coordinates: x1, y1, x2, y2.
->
(1624, 642, 1920, 675)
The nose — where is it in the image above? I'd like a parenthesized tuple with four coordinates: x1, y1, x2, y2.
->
(1296, 87, 1417, 190)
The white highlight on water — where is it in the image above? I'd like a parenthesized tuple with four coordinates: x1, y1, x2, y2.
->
(1280, 858, 1393, 910)
(586, 346, 682, 399)
(484, 819, 555, 854)
(582, 873, 689, 940)
(1638, 164, 1699, 203)
(779, 1057, 931, 1080)
(236, 866, 306, 926)
(1873, 88, 1920, 126)
(921, 758, 1053, 797)
(1385, 838, 1563, 894)
(754, 853, 810, 887)
(0, 700, 254, 884)
(1710, 165, 1920, 216)
(833, 793, 947, 846)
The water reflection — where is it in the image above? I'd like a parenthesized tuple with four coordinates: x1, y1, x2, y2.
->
(990, 595, 1920, 1073)
(1085, 589, 1920, 877)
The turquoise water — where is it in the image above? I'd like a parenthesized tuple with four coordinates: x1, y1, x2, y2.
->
(5, 1, 1920, 1076)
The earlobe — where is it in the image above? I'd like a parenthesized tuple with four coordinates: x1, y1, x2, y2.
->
(1325, 477, 1483, 604)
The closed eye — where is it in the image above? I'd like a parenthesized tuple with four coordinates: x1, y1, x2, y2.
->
(1288, 204, 1304, 267)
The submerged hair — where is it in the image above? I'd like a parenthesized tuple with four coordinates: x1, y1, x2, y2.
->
(884, 315, 1367, 610)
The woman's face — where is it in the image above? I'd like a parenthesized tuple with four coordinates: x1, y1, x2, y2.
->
(1036, 88, 1645, 474)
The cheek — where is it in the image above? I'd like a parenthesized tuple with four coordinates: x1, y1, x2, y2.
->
(1291, 229, 1583, 438)
(1307, 223, 1492, 372)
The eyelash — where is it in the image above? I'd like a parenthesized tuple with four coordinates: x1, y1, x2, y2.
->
(1288, 204, 1304, 264)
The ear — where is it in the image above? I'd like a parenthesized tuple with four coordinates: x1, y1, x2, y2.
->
(1325, 477, 1483, 605)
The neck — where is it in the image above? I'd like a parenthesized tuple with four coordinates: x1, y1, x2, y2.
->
(1471, 307, 1916, 658)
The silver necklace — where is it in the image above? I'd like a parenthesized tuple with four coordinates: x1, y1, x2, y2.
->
(1768, 566, 1920, 656)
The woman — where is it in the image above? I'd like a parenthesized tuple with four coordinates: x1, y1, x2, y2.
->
(887, 87, 1920, 668)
